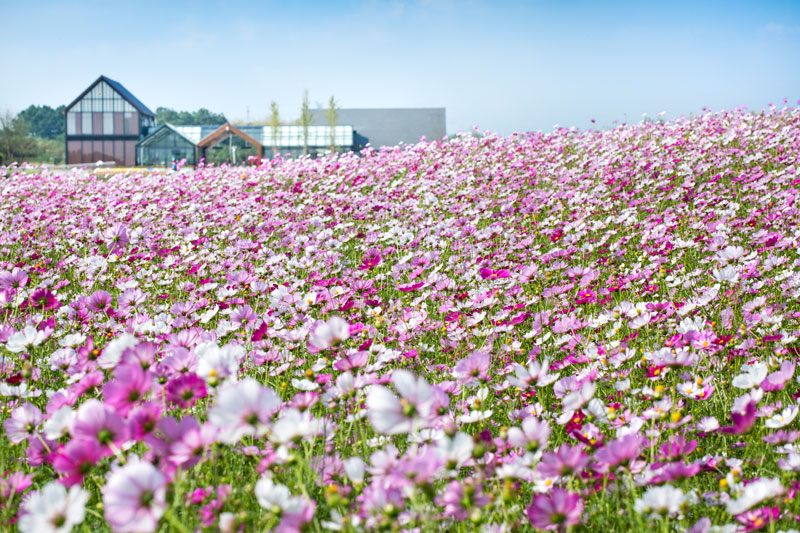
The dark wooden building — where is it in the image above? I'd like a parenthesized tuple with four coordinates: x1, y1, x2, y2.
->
(64, 76, 155, 166)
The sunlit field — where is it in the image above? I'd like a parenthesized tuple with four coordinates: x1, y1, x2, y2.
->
(1, 106, 799, 532)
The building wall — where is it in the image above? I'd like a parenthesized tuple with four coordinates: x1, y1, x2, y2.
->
(311, 108, 446, 150)
(64, 79, 154, 166)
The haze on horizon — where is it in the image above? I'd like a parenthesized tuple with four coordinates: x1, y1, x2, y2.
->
(1, 0, 799, 136)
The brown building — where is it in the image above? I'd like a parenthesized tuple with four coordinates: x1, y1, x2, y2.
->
(64, 76, 155, 166)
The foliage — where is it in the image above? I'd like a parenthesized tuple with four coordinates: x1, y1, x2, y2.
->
(325, 95, 338, 153)
(155, 107, 227, 126)
(0, 111, 37, 165)
(269, 101, 280, 156)
(16, 105, 65, 139)
(299, 89, 312, 155)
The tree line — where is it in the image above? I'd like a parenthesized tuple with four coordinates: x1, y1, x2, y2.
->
(1, 91, 340, 166)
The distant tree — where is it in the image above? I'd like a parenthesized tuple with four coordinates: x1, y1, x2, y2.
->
(269, 101, 280, 157)
(325, 96, 338, 154)
(17, 105, 65, 139)
(0, 111, 37, 165)
(156, 107, 226, 126)
(193, 108, 227, 125)
(299, 90, 312, 156)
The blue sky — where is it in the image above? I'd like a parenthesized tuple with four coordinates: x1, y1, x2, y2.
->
(1, 0, 799, 135)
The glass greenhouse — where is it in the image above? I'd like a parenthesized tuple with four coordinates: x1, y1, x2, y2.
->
(136, 125, 197, 167)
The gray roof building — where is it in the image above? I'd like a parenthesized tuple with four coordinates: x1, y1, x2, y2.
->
(311, 108, 446, 150)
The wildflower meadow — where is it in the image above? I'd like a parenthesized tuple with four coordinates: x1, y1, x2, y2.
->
(1, 105, 800, 532)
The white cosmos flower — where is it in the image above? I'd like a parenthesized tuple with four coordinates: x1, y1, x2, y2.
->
(696, 416, 719, 433)
(208, 378, 281, 444)
(562, 381, 595, 412)
(365, 369, 433, 435)
(713, 265, 740, 283)
(633, 485, 685, 517)
(196, 342, 244, 384)
(6, 325, 49, 353)
(435, 432, 474, 470)
(343, 457, 366, 484)
(765, 405, 798, 429)
(58, 333, 87, 348)
(457, 409, 493, 423)
(43, 406, 76, 440)
(254, 476, 305, 513)
(18, 481, 89, 533)
(778, 453, 800, 472)
(731, 362, 768, 389)
(726, 478, 785, 515)
(290, 378, 319, 391)
(270, 409, 322, 444)
(309, 316, 350, 350)
(96, 333, 138, 369)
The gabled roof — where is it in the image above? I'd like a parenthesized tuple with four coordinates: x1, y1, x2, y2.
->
(196, 123, 262, 159)
(65, 75, 155, 117)
(136, 124, 197, 147)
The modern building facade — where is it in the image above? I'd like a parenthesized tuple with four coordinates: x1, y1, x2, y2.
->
(64, 76, 155, 166)
(311, 108, 446, 150)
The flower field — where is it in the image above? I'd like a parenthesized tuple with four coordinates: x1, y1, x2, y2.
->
(1, 106, 800, 532)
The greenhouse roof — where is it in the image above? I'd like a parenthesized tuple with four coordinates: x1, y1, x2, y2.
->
(170, 124, 354, 148)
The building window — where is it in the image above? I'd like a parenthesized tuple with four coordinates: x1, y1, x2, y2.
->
(82, 113, 92, 135)
(103, 113, 113, 136)
(67, 112, 77, 135)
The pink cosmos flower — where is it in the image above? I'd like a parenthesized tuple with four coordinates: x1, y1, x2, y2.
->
(168, 423, 218, 467)
(230, 304, 258, 330)
(332, 350, 369, 372)
(86, 290, 113, 313)
(70, 399, 129, 449)
(452, 350, 491, 383)
(53, 439, 108, 487)
(507, 416, 551, 452)
(761, 360, 795, 391)
(593, 434, 646, 472)
(537, 444, 590, 477)
(128, 402, 163, 441)
(102, 364, 152, 417)
(526, 488, 584, 531)
(396, 282, 424, 292)
(437, 480, 489, 520)
(103, 223, 130, 254)
(0, 267, 28, 290)
(4, 402, 43, 444)
(102, 458, 167, 533)
(735, 506, 780, 531)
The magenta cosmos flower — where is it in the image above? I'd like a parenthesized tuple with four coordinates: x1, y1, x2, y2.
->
(358, 253, 381, 270)
(165, 373, 207, 408)
(526, 488, 584, 531)
(479, 267, 510, 280)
